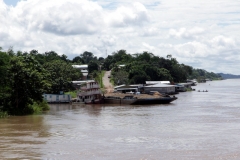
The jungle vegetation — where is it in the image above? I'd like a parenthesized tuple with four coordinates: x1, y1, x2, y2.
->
(0, 47, 221, 116)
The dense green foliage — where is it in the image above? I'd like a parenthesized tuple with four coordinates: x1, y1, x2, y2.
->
(105, 50, 192, 84)
(188, 69, 222, 81)
(65, 91, 78, 99)
(0, 46, 221, 116)
(6, 55, 50, 115)
(102, 50, 221, 84)
(43, 60, 81, 94)
(31, 100, 50, 114)
(0, 48, 81, 115)
(0, 50, 11, 109)
(0, 111, 8, 118)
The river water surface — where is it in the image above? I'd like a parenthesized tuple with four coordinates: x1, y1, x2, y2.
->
(1, 79, 240, 160)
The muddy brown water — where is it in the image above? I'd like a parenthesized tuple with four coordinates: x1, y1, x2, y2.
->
(1, 79, 240, 160)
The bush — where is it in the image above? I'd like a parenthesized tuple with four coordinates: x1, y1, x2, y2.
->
(31, 100, 50, 114)
(65, 91, 77, 98)
(0, 111, 8, 118)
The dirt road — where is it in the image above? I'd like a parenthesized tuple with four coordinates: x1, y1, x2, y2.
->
(102, 71, 114, 93)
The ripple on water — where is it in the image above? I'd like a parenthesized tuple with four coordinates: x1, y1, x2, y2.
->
(2, 79, 240, 159)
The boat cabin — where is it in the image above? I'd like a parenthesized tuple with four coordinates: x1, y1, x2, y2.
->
(143, 83, 176, 94)
(76, 81, 102, 104)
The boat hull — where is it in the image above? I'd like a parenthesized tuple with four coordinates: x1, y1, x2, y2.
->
(103, 97, 177, 105)
(132, 97, 177, 105)
(103, 98, 137, 105)
(85, 99, 103, 104)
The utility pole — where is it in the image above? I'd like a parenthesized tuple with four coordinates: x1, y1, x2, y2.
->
(99, 64, 102, 88)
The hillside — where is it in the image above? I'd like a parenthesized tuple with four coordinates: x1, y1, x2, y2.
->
(218, 73, 240, 79)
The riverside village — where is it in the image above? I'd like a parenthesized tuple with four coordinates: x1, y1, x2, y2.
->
(43, 64, 208, 105)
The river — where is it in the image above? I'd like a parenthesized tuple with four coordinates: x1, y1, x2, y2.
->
(1, 79, 240, 160)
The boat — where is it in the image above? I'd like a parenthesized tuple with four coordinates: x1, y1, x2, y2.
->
(131, 96, 177, 104)
(103, 95, 138, 105)
(73, 81, 177, 105)
(75, 81, 103, 104)
(103, 92, 177, 105)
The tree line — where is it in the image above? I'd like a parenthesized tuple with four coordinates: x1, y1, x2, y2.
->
(0, 47, 221, 115)
(102, 50, 221, 85)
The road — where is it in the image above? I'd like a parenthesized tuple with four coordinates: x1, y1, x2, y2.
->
(102, 70, 114, 93)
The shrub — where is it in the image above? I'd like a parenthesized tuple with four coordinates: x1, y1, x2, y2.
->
(65, 91, 77, 98)
(31, 100, 50, 114)
(0, 111, 8, 118)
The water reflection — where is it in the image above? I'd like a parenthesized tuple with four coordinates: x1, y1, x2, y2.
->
(49, 103, 104, 116)
(0, 115, 50, 159)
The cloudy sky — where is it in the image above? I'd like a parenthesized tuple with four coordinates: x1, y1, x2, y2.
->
(1, 0, 240, 74)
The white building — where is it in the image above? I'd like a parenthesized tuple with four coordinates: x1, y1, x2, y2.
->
(114, 84, 143, 93)
(72, 65, 88, 77)
(72, 80, 95, 89)
(143, 83, 175, 94)
(146, 81, 171, 85)
(118, 64, 126, 68)
(43, 94, 71, 103)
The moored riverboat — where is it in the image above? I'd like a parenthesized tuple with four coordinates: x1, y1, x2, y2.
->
(103, 95, 138, 105)
(73, 81, 177, 105)
(103, 92, 177, 105)
(75, 81, 103, 104)
(131, 96, 177, 104)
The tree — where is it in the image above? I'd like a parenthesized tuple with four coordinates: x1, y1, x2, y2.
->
(72, 56, 84, 64)
(80, 51, 94, 64)
(88, 61, 99, 73)
(98, 57, 105, 63)
(88, 70, 98, 80)
(6, 55, 50, 115)
(157, 68, 173, 81)
(0, 51, 11, 108)
(43, 60, 82, 94)
(102, 55, 114, 70)
(129, 67, 151, 84)
(136, 51, 153, 62)
(44, 51, 61, 62)
(29, 49, 38, 55)
(112, 70, 129, 85)
(60, 54, 68, 62)
(7, 46, 15, 56)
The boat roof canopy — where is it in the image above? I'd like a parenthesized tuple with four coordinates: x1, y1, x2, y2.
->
(144, 83, 175, 88)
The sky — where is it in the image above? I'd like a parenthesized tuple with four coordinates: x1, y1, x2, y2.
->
(1, 0, 240, 74)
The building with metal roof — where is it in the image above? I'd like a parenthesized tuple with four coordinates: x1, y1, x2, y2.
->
(72, 65, 88, 78)
(144, 83, 175, 94)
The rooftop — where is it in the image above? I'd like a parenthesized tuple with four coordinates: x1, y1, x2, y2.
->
(72, 65, 88, 69)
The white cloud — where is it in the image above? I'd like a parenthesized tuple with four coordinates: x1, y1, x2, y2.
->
(142, 42, 155, 51)
(209, 35, 236, 48)
(106, 2, 150, 27)
(174, 41, 208, 58)
(139, 27, 159, 36)
(169, 27, 205, 39)
(1, 0, 240, 74)
(13, 0, 104, 35)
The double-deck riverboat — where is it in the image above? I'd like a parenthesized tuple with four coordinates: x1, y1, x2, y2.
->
(76, 81, 103, 104)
